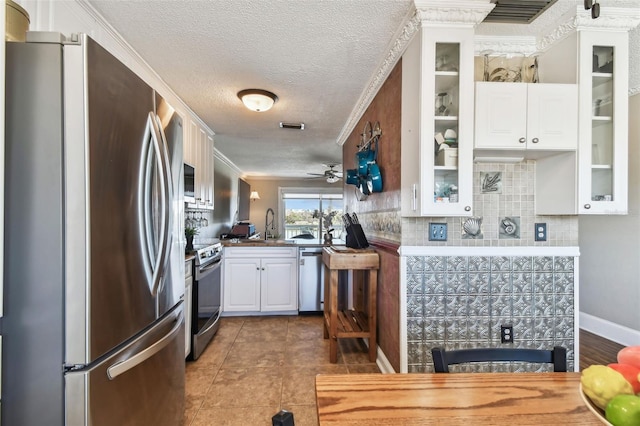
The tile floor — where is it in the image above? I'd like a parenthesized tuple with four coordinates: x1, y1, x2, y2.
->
(184, 315, 380, 426)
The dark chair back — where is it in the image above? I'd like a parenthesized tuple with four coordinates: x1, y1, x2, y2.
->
(431, 346, 567, 373)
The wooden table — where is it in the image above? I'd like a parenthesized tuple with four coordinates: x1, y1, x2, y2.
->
(315, 373, 599, 425)
(322, 246, 379, 363)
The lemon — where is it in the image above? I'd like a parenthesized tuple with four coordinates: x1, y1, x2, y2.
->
(582, 365, 635, 410)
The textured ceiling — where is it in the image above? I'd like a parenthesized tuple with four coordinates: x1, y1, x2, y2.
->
(88, 0, 414, 178)
(87, 0, 640, 179)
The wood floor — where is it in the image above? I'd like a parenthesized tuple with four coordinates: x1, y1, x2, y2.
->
(579, 329, 625, 370)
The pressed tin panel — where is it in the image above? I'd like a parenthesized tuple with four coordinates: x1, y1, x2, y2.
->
(405, 254, 576, 373)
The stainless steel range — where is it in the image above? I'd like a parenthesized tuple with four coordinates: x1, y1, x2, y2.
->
(189, 241, 223, 360)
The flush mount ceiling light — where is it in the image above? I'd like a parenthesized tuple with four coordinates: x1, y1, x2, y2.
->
(237, 89, 278, 112)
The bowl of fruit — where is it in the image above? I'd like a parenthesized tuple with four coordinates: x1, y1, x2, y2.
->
(581, 346, 640, 426)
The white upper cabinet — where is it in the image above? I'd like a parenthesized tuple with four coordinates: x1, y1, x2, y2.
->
(206, 133, 215, 210)
(578, 30, 629, 215)
(185, 117, 214, 210)
(401, 26, 475, 217)
(475, 82, 578, 153)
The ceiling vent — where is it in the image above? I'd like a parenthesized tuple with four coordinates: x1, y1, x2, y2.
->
(483, 0, 558, 24)
(279, 122, 305, 130)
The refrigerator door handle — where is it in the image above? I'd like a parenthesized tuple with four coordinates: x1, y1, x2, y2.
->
(150, 112, 174, 295)
(138, 112, 173, 296)
(106, 307, 182, 380)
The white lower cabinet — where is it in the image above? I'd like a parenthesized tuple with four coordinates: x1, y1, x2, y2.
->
(260, 258, 298, 312)
(223, 258, 261, 312)
(223, 247, 298, 314)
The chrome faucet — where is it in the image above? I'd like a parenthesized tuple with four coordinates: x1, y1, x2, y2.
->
(265, 208, 275, 240)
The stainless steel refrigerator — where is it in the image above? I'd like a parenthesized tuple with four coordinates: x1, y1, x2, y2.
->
(4, 32, 185, 425)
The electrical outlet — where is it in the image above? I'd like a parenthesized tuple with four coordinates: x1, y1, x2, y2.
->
(429, 223, 447, 241)
(501, 325, 514, 343)
(535, 223, 547, 241)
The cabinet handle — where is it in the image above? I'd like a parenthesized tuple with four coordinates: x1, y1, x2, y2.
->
(412, 184, 417, 211)
(262, 267, 265, 270)
(256, 267, 260, 270)
(531, 138, 539, 144)
(518, 137, 526, 143)
(584, 204, 591, 209)
(465, 206, 471, 212)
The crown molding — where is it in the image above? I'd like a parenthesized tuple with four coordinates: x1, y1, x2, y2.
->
(538, 6, 640, 52)
(337, 1, 494, 146)
(536, 9, 578, 53)
(414, 0, 495, 28)
(574, 6, 640, 32)
(474, 36, 538, 56)
(214, 149, 243, 176)
(336, 7, 421, 146)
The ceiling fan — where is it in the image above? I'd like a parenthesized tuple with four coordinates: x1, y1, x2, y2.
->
(307, 164, 343, 183)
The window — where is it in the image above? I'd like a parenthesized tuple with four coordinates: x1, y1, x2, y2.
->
(279, 188, 344, 240)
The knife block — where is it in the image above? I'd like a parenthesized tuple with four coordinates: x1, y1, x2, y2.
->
(345, 223, 369, 249)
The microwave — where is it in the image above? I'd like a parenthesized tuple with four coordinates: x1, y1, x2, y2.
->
(184, 163, 195, 203)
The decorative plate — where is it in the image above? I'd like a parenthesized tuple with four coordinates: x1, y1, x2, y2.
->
(580, 384, 613, 426)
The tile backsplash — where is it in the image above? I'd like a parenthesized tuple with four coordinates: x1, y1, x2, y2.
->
(404, 254, 575, 373)
(402, 161, 579, 246)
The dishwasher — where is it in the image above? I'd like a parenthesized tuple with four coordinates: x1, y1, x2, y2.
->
(298, 247, 346, 313)
(299, 247, 324, 313)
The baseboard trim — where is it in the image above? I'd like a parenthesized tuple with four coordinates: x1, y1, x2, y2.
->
(362, 338, 395, 373)
(376, 346, 396, 374)
(580, 312, 640, 346)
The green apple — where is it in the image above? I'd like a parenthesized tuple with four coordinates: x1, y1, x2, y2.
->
(606, 394, 640, 426)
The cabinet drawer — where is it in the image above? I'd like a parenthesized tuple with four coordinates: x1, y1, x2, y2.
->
(224, 246, 298, 258)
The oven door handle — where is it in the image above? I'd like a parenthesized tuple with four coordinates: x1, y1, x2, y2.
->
(198, 258, 222, 277)
(195, 310, 221, 338)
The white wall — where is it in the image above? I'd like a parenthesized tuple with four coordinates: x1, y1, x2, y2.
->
(579, 93, 640, 344)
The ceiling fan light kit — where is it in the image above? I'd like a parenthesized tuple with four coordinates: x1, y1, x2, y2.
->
(307, 163, 343, 184)
(237, 89, 278, 112)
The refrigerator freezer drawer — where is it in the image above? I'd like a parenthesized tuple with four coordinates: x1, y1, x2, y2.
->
(66, 306, 185, 426)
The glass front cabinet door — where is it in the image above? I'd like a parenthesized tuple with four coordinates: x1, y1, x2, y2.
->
(420, 28, 474, 216)
(578, 31, 629, 214)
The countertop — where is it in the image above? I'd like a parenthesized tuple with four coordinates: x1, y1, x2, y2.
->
(221, 238, 345, 248)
